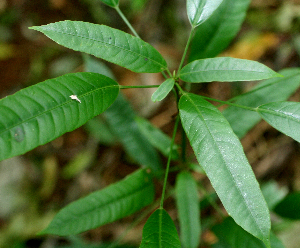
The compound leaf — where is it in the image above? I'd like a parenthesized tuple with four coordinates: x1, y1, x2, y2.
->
(223, 68, 300, 138)
(179, 57, 280, 83)
(151, 78, 175, 102)
(40, 169, 155, 235)
(175, 171, 201, 248)
(187, 0, 223, 28)
(0, 72, 119, 162)
(98, 0, 119, 7)
(179, 93, 271, 246)
(30, 21, 167, 73)
(140, 208, 181, 248)
(257, 102, 300, 143)
(189, 0, 251, 61)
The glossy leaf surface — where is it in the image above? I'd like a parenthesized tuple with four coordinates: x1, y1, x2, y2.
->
(189, 0, 250, 61)
(140, 208, 181, 248)
(223, 68, 300, 138)
(175, 171, 201, 248)
(135, 117, 179, 160)
(30, 21, 167, 73)
(212, 217, 285, 248)
(40, 169, 155, 235)
(179, 93, 270, 246)
(274, 192, 300, 220)
(0, 72, 119, 162)
(179, 57, 280, 83)
(257, 102, 300, 143)
(187, 0, 223, 27)
(151, 78, 175, 102)
(99, 0, 119, 7)
(84, 55, 162, 174)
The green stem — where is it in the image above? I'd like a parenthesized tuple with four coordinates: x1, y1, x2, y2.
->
(181, 125, 186, 163)
(120, 85, 160, 89)
(200, 95, 258, 112)
(166, 69, 173, 78)
(161, 71, 168, 79)
(114, 5, 173, 81)
(176, 84, 258, 112)
(176, 27, 195, 77)
(160, 115, 180, 208)
(175, 82, 185, 96)
(115, 5, 140, 38)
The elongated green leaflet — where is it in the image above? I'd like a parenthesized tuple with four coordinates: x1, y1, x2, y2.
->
(30, 21, 167, 73)
(189, 0, 251, 61)
(179, 57, 280, 83)
(223, 68, 300, 138)
(151, 78, 175, 102)
(99, 0, 119, 7)
(179, 93, 271, 246)
(135, 117, 179, 160)
(40, 169, 155, 235)
(175, 171, 201, 248)
(0, 72, 119, 162)
(257, 102, 300, 143)
(187, 0, 223, 28)
(213, 217, 285, 248)
(104, 94, 163, 174)
(140, 208, 181, 248)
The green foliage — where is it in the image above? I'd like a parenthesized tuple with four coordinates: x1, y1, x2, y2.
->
(187, 0, 224, 28)
(212, 217, 285, 248)
(274, 192, 300, 220)
(257, 102, 300, 143)
(104, 94, 163, 174)
(179, 93, 271, 246)
(30, 21, 167, 73)
(84, 55, 163, 174)
(179, 57, 281, 83)
(139, 208, 181, 248)
(0, 72, 119, 161)
(1, 0, 299, 246)
(135, 116, 179, 160)
(151, 78, 175, 102)
(98, 0, 119, 8)
(39, 169, 154, 236)
(189, 0, 251, 60)
(175, 171, 200, 248)
(223, 68, 300, 138)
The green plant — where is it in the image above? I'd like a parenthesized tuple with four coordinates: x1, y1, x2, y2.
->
(1, 0, 300, 247)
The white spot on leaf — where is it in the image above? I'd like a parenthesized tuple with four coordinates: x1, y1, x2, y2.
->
(70, 95, 81, 103)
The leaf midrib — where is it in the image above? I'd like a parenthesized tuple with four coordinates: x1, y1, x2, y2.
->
(0, 84, 119, 137)
(258, 105, 300, 122)
(182, 93, 265, 237)
(44, 22, 167, 70)
(64, 178, 153, 224)
(181, 68, 270, 77)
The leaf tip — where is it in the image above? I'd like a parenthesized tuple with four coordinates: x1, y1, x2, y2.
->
(276, 73, 284, 78)
(151, 95, 157, 102)
(28, 26, 37, 30)
(36, 228, 47, 236)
